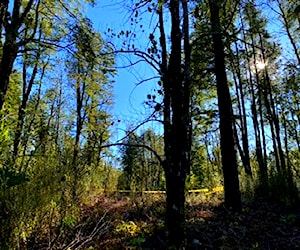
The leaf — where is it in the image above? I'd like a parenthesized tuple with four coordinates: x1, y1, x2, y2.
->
(154, 103, 161, 111)
(149, 33, 154, 41)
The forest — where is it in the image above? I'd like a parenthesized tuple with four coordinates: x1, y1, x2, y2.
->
(0, 0, 300, 249)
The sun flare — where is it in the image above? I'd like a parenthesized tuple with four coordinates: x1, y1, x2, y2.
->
(256, 61, 266, 70)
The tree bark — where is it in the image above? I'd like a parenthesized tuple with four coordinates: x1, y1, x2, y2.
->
(0, 0, 36, 110)
(209, 0, 241, 211)
(0, 34, 18, 110)
(159, 0, 191, 247)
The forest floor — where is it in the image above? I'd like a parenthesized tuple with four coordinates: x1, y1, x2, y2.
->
(46, 193, 300, 250)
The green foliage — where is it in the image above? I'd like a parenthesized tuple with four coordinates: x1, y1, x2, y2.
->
(118, 129, 164, 191)
(0, 71, 22, 155)
(128, 234, 146, 247)
(62, 214, 78, 229)
(0, 168, 29, 188)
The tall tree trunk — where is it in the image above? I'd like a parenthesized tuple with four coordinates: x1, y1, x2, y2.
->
(72, 74, 85, 202)
(159, 0, 191, 247)
(282, 114, 295, 196)
(209, 0, 241, 211)
(13, 43, 42, 159)
(231, 42, 251, 176)
(240, 18, 267, 189)
(259, 33, 286, 172)
(246, 28, 270, 193)
(290, 110, 300, 152)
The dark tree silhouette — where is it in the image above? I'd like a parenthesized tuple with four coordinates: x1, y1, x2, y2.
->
(209, 0, 241, 211)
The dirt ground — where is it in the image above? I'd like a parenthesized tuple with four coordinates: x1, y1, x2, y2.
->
(72, 194, 300, 250)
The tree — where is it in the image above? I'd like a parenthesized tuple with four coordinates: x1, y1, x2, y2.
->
(0, 0, 96, 110)
(118, 129, 164, 191)
(0, 0, 38, 110)
(66, 17, 115, 201)
(119, 132, 142, 190)
(157, 0, 192, 246)
(209, 0, 241, 211)
(114, 0, 192, 245)
(273, 0, 300, 65)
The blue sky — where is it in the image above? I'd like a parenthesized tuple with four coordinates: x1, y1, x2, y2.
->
(86, 0, 162, 141)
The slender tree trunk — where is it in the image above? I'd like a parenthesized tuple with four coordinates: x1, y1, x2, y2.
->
(230, 44, 251, 176)
(282, 114, 296, 196)
(240, 17, 267, 188)
(259, 33, 286, 172)
(290, 110, 300, 152)
(283, 115, 291, 175)
(13, 45, 41, 159)
(244, 25, 270, 192)
(209, 0, 241, 211)
(0, 1, 9, 36)
(249, 60, 267, 191)
(72, 74, 85, 201)
(276, 0, 300, 65)
(256, 68, 270, 192)
(263, 71, 285, 171)
(257, 88, 268, 169)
